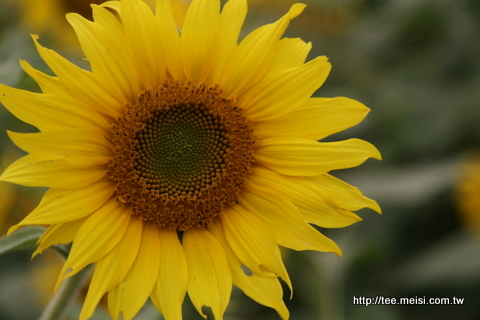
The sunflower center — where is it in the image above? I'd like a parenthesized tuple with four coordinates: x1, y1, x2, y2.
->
(137, 104, 228, 193)
(106, 80, 255, 231)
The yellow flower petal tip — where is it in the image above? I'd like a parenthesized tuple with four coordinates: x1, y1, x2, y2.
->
(0, 0, 381, 319)
(6, 225, 21, 236)
(372, 145, 383, 161)
(371, 200, 383, 214)
(288, 3, 307, 19)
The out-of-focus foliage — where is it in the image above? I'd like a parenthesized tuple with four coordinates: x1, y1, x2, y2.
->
(1, 0, 479, 319)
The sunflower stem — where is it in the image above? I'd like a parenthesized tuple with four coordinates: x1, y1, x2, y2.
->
(39, 266, 91, 320)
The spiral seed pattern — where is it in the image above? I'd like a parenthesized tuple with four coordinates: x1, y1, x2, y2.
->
(106, 80, 255, 230)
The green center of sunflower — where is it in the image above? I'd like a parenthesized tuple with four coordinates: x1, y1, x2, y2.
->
(106, 80, 255, 231)
(137, 104, 228, 192)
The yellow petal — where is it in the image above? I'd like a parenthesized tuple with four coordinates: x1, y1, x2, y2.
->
(184, 227, 231, 320)
(7, 129, 111, 167)
(80, 218, 143, 320)
(91, 1, 143, 88)
(222, 205, 290, 284)
(209, 219, 289, 320)
(101, 1, 121, 10)
(92, 2, 122, 26)
(255, 137, 382, 176)
(209, 0, 247, 84)
(170, 0, 188, 28)
(151, 229, 188, 320)
(268, 37, 312, 73)
(0, 154, 106, 189)
(239, 56, 330, 122)
(255, 97, 371, 140)
(240, 37, 311, 98)
(121, 0, 165, 89)
(310, 174, 382, 214)
(19, 60, 67, 96)
(181, 0, 220, 83)
(0, 85, 110, 135)
(155, 0, 184, 80)
(8, 179, 115, 235)
(108, 223, 161, 320)
(220, 3, 305, 97)
(239, 184, 342, 255)
(67, 8, 140, 103)
(32, 35, 123, 117)
(56, 200, 130, 289)
(32, 217, 89, 257)
(248, 167, 363, 228)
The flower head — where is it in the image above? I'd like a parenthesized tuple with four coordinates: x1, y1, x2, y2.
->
(0, 0, 381, 319)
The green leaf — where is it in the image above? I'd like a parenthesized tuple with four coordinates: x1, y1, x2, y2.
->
(0, 226, 46, 256)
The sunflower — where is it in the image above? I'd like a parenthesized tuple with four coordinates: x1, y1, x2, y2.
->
(456, 154, 480, 236)
(0, 0, 381, 319)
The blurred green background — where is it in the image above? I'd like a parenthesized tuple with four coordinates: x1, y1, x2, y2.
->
(1, 0, 480, 319)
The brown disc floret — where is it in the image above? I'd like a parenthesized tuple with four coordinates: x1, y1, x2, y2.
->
(106, 80, 255, 230)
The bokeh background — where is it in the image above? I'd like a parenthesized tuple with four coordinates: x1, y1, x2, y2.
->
(1, 0, 480, 319)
